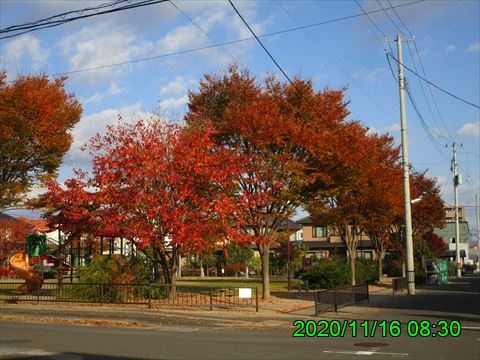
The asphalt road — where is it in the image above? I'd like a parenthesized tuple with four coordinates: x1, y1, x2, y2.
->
(1, 274, 479, 359)
(1, 320, 479, 360)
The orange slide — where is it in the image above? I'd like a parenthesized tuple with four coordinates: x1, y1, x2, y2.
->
(9, 251, 44, 293)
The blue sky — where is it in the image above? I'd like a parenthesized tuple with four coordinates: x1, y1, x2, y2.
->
(1, 0, 479, 239)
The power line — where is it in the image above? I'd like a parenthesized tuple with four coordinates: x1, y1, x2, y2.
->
(404, 80, 451, 160)
(387, 53, 480, 109)
(376, 0, 405, 37)
(275, 1, 395, 123)
(227, 0, 404, 187)
(52, 40, 249, 77)
(168, 1, 241, 65)
(4, 0, 425, 80)
(385, 0, 456, 142)
(1, 0, 425, 42)
(1, 0, 128, 34)
(0, 0, 169, 40)
(228, 0, 293, 85)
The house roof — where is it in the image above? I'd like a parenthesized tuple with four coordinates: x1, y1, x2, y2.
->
(295, 216, 313, 225)
(18, 217, 50, 232)
(0, 213, 23, 223)
(277, 219, 302, 231)
(0, 215, 57, 235)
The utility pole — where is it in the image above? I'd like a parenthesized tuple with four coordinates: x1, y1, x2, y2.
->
(451, 143, 462, 277)
(476, 194, 480, 272)
(396, 35, 415, 295)
(287, 218, 291, 291)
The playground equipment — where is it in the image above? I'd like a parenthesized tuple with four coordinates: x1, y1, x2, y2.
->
(8, 233, 69, 293)
(9, 251, 44, 293)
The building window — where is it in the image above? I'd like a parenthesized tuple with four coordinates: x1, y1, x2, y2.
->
(356, 251, 373, 261)
(316, 251, 329, 259)
(312, 226, 327, 238)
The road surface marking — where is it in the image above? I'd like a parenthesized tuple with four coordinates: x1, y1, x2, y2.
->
(324, 349, 408, 357)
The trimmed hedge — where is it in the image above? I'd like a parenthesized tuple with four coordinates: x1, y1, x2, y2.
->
(302, 258, 378, 289)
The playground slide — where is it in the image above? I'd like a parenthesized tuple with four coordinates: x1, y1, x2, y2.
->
(9, 251, 44, 293)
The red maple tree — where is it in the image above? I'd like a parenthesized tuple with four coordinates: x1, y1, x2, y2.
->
(0, 216, 31, 265)
(187, 65, 351, 298)
(37, 118, 249, 284)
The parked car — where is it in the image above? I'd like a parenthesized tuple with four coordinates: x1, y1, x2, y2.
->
(461, 264, 476, 275)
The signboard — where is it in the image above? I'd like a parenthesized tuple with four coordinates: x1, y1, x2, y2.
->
(238, 288, 252, 299)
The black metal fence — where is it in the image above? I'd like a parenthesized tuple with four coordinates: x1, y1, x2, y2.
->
(392, 277, 407, 295)
(0, 282, 258, 312)
(314, 283, 369, 315)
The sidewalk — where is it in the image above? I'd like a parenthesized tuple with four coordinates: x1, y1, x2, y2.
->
(1, 275, 479, 330)
(325, 274, 480, 328)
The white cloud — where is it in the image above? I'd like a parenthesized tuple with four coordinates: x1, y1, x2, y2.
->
(385, 123, 401, 133)
(57, 22, 150, 85)
(352, 67, 387, 83)
(151, 3, 259, 70)
(83, 92, 103, 105)
(458, 122, 480, 138)
(155, 23, 204, 54)
(444, 44, 456, 55)
(414, 37, 456, 60)
(65, 103, 150, 169)
(466, 42, 480, 53)
(81, 82, 125, 105)
(366, 127, 378, 136)
(160, 77, 188, 96)
(158, 95, 189, 112)
(0, 35, 49, 75)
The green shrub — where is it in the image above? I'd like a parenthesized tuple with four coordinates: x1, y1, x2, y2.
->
(302, 258, 350, 289)
(77, 256, 114, 283)
(355, 260, 378, 284)
(71, 255, 154, 302)
(302, 258, 378, 289)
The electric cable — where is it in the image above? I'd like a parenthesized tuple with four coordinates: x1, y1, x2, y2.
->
(385, 0, 456, 142)
(275, 1, 396, 124)
(228, 0, 293, 85)
(387, 53, 480, 109)
(404, 80, 451, 160)
(3, 0, 424, 80)
(1, 0, 128, 33)
(168, 1, 241, 66)
(0, 0, 169, 40)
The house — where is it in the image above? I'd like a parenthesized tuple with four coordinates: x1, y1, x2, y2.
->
(18, 217, 61, 248)
(433, 205, 469, 263)
(294, 216, 377, 267)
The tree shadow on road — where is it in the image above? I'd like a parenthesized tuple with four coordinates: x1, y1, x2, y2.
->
(362, 275, 480, 316)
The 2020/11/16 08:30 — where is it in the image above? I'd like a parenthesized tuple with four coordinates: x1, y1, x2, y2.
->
(292, 320, 461, 338)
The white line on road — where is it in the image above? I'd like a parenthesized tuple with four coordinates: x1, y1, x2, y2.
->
(323, 349, 408, 357)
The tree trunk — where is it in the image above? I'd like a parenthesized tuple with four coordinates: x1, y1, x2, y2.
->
(158, 253, 170, 284)
(350, 252, 356, 286)
(377, 247, 383, 282)
(259, 243, 270, 299)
